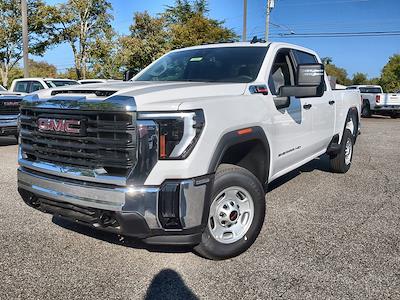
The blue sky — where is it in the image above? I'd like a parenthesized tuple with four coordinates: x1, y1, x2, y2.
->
(41, 0, 400, 78)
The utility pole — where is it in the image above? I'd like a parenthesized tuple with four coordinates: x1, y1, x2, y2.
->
(242, 0, 247, 42)
(21, 0, 29, 78)
(265, 0, 275, 42)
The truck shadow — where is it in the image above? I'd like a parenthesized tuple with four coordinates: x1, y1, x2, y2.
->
(0, 136, 18, 146)
(145, 269, 198, 300)
(52, 216, 193, 254)
(267, 154, 331, 192)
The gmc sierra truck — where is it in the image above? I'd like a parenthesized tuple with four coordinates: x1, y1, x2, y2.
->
(347, 85, 400, 118)
(18, 42, 360, 260)
(0, 95, 22, 139)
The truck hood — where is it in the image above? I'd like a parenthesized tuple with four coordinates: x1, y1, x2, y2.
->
(33, 81, 248, 111)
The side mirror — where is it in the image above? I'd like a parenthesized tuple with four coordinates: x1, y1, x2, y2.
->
(279, 63, 325, 98)
(123, 70, 136, 81)
(297, 63, 324, 86)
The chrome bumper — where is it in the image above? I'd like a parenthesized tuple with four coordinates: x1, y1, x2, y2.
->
(17, 166, 212, 233)
(0, 115, 18, 134)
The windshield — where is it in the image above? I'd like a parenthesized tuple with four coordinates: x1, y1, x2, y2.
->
(46, 80, 79, 87)
(136, 47, 268, 83)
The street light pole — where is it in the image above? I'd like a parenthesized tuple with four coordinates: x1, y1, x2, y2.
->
(21, 0, 29, 78)
(242, 0, 247, 42)
(265, 0, 275, 42)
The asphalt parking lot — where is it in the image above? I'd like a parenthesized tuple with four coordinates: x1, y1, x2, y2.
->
(0, 117, 399, 300)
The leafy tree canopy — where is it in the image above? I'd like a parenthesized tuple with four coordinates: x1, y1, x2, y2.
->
(0, 0, 55, 86)
(379, 54, 400, 92)
(48, 0, 114, 79)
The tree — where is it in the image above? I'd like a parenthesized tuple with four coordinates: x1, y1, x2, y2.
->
(119, 12, 169, 73)
(88, 28, 122, 79)
(322, 58, 350, 86)
(0, 0, 55, 87)
(321, 57, 332, 65)
(164, 0, 237, 49)
(379, 54, 400, 92)
(49, 0, 113, 79)
(351, 72, 368, 85)
(28, 59, 57, 78)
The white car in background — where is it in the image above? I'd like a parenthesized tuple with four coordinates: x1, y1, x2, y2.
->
(9, 78, 79, 95)
(347, 85, 400, 118)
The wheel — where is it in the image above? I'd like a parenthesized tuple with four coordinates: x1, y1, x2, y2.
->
(361, 101, 371, 118)
(194, 164, 266, 260)
(330, 129, 354, 173)
(390, 113, 399, 119)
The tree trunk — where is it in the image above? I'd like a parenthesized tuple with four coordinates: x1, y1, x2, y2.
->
(0, 65, 9, 88)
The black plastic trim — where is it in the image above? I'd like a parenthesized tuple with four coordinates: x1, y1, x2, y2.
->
(208, 126, 270, 184)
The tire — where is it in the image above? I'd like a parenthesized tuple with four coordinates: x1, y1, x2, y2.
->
(361, 101, 371, 118)
(14, 134, 19, 141)
(194, 164, 266, 260)
(390, 113, 399, 119)
(330, 129, 354, 173)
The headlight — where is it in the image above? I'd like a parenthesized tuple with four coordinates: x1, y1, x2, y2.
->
(138, 110, 205, 159)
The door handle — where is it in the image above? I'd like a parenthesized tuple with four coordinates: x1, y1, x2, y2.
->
(329, 100, 335, 105)
(303, 104, 312, 110)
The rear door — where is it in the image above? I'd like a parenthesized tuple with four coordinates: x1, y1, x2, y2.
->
(29, 81, 45, 93)
(292, 50, 335, 151)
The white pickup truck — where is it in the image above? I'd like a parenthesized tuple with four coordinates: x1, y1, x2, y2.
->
(347, 85, 400, 118)
(18, 42, 360, 260)
(9, 78, 79, 95)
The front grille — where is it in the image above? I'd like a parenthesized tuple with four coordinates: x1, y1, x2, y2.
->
(0, 99, 21, 115)
(20, 108, 137, 176)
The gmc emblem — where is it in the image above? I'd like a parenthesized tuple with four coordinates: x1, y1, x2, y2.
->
(38, 118, 81, 134)
(3, 101, 20, 106)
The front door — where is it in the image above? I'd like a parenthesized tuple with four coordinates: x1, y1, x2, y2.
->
(292, 50, 335, 151)
(266, 48, 314, 179)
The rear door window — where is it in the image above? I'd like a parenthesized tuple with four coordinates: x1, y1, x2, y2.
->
(30, 81, 45, 92)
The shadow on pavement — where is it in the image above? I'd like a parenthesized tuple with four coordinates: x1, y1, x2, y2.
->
(52, 216, 193, 254)
(267, 154, 332, 192)
(0, 136, 18, 146)
(145, 269, 198, 300)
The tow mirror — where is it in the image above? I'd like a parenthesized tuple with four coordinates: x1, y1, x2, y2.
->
(297, 64, 324, 86)
(279, 63, 325, 98)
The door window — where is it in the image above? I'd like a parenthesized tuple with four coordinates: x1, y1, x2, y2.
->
(268, 49, 295, 96)
(293, 50, 318, 64)
(14, 81, 30, 93)
(30, 81, 45, 92)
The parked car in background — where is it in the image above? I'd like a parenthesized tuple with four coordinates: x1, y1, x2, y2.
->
(9, 78, 79, 95)
(78, 79, 122, 84)
(0, 95, 23, 139)
(347, 85, 400, 118)
(18, 42, 361, 260)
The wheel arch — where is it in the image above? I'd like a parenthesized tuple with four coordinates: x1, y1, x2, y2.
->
(343, 106, 359, 142)
(208, 126, 271, 186)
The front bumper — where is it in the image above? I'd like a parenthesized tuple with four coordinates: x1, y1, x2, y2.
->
(0, 115, 18, 136)
(18, 167, 213, 245)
